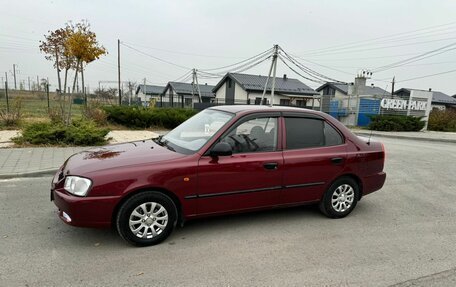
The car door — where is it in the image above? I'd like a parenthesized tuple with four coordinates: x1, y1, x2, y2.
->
(280, 114, 347, 204)
(196, 113, 284, 215)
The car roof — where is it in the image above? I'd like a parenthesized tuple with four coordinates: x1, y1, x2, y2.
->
(208, 105, 322, 116)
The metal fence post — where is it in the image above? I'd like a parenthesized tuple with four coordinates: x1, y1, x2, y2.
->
(5, 81, 9, 113)
(46, 83, 50, 113)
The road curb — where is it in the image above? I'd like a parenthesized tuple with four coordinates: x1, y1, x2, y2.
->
(0, 168, 58, 179)
(353, 132, 456, 144)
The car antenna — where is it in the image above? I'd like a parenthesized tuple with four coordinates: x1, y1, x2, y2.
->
(367, 130, 373, 145)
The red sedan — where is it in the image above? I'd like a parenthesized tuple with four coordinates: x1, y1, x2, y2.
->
(51, 105, 386, 246)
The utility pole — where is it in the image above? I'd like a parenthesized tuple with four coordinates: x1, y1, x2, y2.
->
(28, 77, 31, 91)
(391, 76, 395, 96)
(260, 44, 278, 106)
(12, 64, 17, 90)
(36, 75, 39, 91)
(192, 69, 202, 103)
(269, 44, 279, 107)
(117, 39, 122, 105)
(5, 72, 9, 112)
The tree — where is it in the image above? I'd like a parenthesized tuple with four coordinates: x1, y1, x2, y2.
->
(94, 88, 117, 105)
(65, 20, 107, 122)
(39, 26, 77, 94)
(40, 25, 78, 122)
(65, 21, 107, 95)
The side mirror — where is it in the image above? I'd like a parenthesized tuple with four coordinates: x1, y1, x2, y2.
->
(210, 142, 232, 157)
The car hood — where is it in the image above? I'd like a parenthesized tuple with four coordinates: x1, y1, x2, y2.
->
(62, 140, 185, 175)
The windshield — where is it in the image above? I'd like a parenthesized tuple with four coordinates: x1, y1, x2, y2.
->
(159, 109, 234, 154)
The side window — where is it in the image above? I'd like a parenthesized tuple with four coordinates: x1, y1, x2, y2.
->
(221, 117, 278, 153)
(285, 117, 324, 149)
(324, 122, 343, 146)
(285, 117, 344, 149)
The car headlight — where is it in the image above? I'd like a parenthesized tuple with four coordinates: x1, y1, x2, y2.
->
(64, 176, 92, 197)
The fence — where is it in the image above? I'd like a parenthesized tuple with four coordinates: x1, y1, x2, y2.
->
(318, 92, 433, 127)
(0, 89, 118, 119)
(2, 87, 433, 129)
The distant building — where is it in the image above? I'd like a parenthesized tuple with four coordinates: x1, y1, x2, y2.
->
(135, 85, 165, 105)
(212, 72, 319, 107)
(395, 88, 456, 110)
(161, 82, 215, 108)
(316, 81, 390, 98)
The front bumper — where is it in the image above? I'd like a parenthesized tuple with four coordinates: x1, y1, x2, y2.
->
(51, 188, 121, 228)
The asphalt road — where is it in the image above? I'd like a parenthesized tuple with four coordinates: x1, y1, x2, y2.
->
(1, 137, 456, 287)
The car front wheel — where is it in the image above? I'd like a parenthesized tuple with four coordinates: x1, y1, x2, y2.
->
(116, 191, 177, 246)
(319, 177, 359, 218)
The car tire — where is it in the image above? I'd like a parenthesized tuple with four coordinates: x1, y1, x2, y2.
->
(319, 177, 359, 219)
(116, 191, 178, 246)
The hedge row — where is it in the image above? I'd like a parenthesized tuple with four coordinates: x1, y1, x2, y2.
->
(102, 106, 198, 129)
(368, 115, 425, 131)
(428, 109, 456, 132)
(13, 120, 110, 146)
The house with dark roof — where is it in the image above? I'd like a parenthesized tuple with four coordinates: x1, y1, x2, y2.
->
(316, 82, 390, 98)
(135, 84, 166, 105)
(161, 82, 215, 108)
(212, 73, 319, 107)
(394, 88, 456, 110)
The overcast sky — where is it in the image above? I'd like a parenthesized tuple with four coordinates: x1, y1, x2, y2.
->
(1, 0, 456, 95)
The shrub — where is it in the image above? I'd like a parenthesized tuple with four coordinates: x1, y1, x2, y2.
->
(103, 106, 197, 129)
(83, 105, 108, 126)
(13, 120, 110, 146)
(0, 98, 22, 127)
(48, 107, 65, 124)
(368, 115, 425, 131)
(428, 109, 456, 132)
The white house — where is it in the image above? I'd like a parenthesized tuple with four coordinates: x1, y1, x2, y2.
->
(161, 82, 215, 108)
(135, 85, 165, 106)
(212, 73, 319, 107)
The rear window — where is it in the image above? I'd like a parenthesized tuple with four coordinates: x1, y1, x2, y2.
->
(285, 117, 343, 149)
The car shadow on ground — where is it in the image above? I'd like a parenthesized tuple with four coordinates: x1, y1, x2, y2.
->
(49, 200, 380, 248)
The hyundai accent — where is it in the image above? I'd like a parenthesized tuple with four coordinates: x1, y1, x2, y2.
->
(51, 105, 386, 246)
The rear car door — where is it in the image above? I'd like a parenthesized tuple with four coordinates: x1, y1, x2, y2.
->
(196, 113, 283, 215)
(280, 114, 347, 204)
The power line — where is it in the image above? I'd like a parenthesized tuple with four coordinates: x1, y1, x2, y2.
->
(373, 42, 456, 72)
(171, 70, 193, 82)
(279, 46, 346, 83)
(277, 56, 325, 84)
(290, 54, 353, 76)
(297, 36, 456, 57)
(121, 42, 191, 70)
(121, 41, 245, 59)
(296, 21, 456, 56)
(200, 47, 273, 71)
(396, 69, 456, 83)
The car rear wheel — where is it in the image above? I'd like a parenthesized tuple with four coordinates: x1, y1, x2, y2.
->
(319, 177, 359, 218)
(116, 191, 177, 246)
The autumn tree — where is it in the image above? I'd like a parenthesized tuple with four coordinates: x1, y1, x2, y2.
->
(40, 24, 77, 122)
(65, 21, 107, 96)
(39, 25, 77, 94)
(40, 20, 107, 124)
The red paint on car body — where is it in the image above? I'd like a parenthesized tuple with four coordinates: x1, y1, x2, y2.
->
(51, 105, 386, 228)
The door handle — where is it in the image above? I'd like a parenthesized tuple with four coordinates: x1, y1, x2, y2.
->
(263, 162, 278, 170)
(331, 157, 344, 165)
